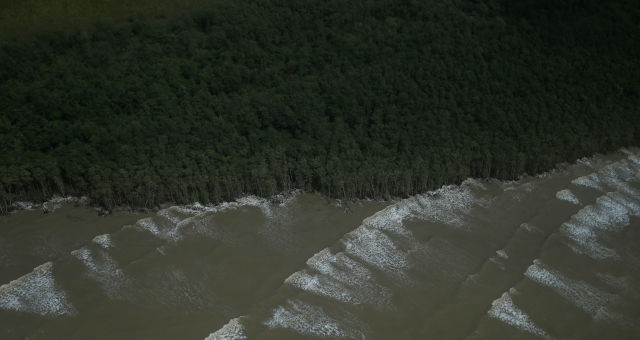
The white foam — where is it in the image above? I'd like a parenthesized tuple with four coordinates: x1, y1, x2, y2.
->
(285, 249, 391, 307)
(136, 193, 299, 243)
(285, 184, 482, 305)
(135, 217, 183, 242)
(0, 262, 75, 316)
(561, 187, 640, 259)
(205, 316, 248, 340)
(236, 196, 273, 218)
(179, 214, 236, 243)
(488, 292, 549, 338)
(621, 148, 634, 156)
(556, 189, 580, 205)
(562, 221, 618, 259)
(362, 201, 416, 237)
(92, 234, 113, 249)
(611, 186, 640, 216)
(279, 180, 487, 310)
(576, 157, 595, 167)
(264, 299, 363, 339)
(628, 154, 640, 167)
(572, 173, 604, 191)
(496, 250, 509, 260)
(519, 223, 542, 233)
(413, 181, 483, 227)
(525, 260, 616, 320)
(157, 208, 185, 224)
(343, 227, 409, 276)
(489, 249, 508, 271)
(71, 247, 128, 298)
(41, 196, 84, 213)
(136, 217, 161, 235)
(359, 180, 484, 238)
(522, 182, 536, 193)
(572, 158, 640, 193)
(13, 201, 35, 210)
(575, 196, 630, 231)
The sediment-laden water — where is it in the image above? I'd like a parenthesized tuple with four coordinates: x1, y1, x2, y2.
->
(2, 149, 640, 339)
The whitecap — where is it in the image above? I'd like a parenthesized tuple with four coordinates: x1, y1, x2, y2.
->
(525, 260, 616, 320)
(488, 291, 550, 338)
(92, 234, 113, 249)
(556, 189, 580, 205)
(360, 180, 484, 237)
(560, 184, 640, 259)
(205, 316, 248, 340)
(573, 159, 640, 192)
(343, 227, 409, 276)
(285, 249, 391, 307)
(71, 247, 128, 298)
(0, 262, 75, 316)
(572, 173, 604, 191)
(264, 299, 364, 339)
(562, 221, 618, 260)
(496, 250, 509, 260)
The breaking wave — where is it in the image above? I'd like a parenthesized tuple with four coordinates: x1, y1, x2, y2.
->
(0, 262, 75, 316)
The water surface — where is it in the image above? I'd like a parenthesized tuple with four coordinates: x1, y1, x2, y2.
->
(2, 150, 640, 339)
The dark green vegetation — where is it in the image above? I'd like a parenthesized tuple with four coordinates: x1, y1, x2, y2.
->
(0, 0, 212, 39)
(1, 0, 639, 211)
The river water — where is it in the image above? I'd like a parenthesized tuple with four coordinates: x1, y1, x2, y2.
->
(1, 149, 640, 339)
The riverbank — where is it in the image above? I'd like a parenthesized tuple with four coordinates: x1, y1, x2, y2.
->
(3, 195, 151, 217)
(4, 147, 640, 218)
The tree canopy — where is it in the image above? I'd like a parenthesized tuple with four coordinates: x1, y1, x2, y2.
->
(1, 0, 639, 212)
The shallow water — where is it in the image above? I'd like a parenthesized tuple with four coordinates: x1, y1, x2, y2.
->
(2, 150, 640, 339)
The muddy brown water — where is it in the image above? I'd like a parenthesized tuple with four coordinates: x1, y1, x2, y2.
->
(2, 150, 640, 340)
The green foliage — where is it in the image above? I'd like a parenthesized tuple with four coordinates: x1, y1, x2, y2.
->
(0, 0, 219, 39)
(1, 0, 639, 211)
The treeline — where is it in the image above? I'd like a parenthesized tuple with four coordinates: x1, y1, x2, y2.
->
(1, 0, 639, 211)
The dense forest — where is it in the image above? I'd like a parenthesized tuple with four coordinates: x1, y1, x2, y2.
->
(1, 0, 639, 212)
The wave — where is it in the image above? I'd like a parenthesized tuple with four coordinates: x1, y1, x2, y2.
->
(263, 299, 365, 339)
(561, 175, 640, 260)
(525, 260, 617, 320)
(555, 189, 581, 205)
(0, 262, 75, 316)
(205, 316, 248, 340)
(71, 247, 129, 299)
(488, 291, 550, 338)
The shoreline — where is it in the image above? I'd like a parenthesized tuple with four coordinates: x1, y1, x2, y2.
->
(4, 196, 155, 217)
(2, 189, 331, 217)
(5, 147, 638, 218)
